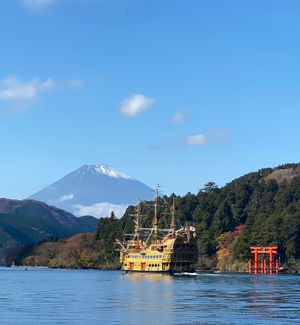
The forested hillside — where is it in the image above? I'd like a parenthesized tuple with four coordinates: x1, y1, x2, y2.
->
(0, 199, 98, 264)
(12, 164, 300, 272)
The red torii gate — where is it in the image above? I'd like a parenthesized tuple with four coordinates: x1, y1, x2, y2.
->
(249, 246, 279, 274)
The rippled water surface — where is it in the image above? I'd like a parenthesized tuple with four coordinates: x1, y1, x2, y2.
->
(0, 268, 299, 324)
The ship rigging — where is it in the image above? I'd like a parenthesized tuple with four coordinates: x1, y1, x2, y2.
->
(115, 188, 197, 273)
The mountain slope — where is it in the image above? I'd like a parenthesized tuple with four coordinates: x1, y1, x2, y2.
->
(0, 198, 98, 263)
(29, 164, 155, 218)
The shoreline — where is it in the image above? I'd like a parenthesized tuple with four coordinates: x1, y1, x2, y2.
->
(5, 265, 300, 275)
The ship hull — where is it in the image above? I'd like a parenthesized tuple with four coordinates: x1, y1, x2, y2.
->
(120, 237, 197, 273)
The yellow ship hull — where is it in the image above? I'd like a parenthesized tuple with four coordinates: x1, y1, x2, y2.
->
(120, 237, 197, 273)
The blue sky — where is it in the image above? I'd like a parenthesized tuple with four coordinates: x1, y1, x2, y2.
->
(0, 0, 300, 199)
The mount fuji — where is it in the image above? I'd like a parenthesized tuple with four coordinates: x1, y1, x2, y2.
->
(29, 164, 155, 218)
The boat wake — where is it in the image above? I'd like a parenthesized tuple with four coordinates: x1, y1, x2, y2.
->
(173, 272, 199, 277)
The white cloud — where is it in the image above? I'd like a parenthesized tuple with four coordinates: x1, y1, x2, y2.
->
(186, 129, 231, 146)
(170, 111, 185, 123)
(66, 79, 84, 88)
(186, 134, 208, 146)
(120, 94, 155, 117)
(0, 75, 54, 101)
(22, 0, 55, 12)
(59, 193, 74, 202)
(0, 75, 84, 115)
(73, 203, 129, 219)
(149, 129, 231, 149)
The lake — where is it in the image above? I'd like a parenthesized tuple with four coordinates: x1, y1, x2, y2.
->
(0, 268, 299, 324)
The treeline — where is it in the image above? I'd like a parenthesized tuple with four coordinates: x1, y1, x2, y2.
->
(9, 163, 300, 272)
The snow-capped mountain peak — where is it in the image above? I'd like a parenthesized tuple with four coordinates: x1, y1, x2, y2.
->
(30, 164, 154, 218)
(95, 164, 134, 180)
(78, 164, 134, 180)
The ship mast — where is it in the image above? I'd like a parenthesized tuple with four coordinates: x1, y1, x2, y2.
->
(153, 187, 159, 236)
(134, 202, 141, 240)
(170, 197, 176, 236)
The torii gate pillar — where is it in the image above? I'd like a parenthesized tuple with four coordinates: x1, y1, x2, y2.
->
(249, 246, 279, 274)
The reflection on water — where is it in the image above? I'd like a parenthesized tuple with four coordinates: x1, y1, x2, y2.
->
(0, 268, 299, 325)
(123, 272, 174, 283)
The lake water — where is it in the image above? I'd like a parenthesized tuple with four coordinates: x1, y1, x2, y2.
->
(0, 268, 299, 325)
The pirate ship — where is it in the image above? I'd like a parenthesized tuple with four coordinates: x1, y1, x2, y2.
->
(115, 189, 197, 273)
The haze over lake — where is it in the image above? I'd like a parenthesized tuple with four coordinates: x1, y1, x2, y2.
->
(1, 268, 299, 325)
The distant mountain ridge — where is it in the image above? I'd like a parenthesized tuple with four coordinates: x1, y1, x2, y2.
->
(0, 198, 99, 263)
(29, 164, 155, 218)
